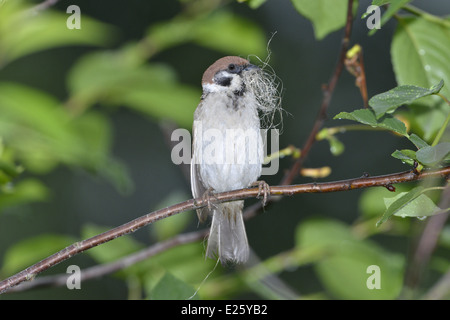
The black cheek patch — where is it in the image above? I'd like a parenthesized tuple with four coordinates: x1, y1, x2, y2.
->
(216, 76, 232, 87)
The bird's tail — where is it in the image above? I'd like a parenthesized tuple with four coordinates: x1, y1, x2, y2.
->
(206, 201, 249, 264)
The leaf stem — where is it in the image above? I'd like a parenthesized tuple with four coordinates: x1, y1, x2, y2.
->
(319, 124, 386, 138)
(431, 110, 450, 147)
(437, 93, 450, 106)
(402, 4, 450, 28)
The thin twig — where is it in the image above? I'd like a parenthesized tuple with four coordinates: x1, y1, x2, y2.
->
(1, 165, 449, 294)
(6, 230, 207, 293)
(404, 183, 450, 295)
(281, 0, 354, 185)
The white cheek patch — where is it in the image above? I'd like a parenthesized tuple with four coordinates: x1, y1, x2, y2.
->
(203, 83, 224, 93)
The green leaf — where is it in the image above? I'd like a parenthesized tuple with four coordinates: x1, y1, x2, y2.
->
(416, 142, 450, 166)
(68, 52, 200, 128)
(368, 0, 413, 35)
(296, 219, 404, 299)
(0, 179, 49, 211)
(391, 149, 417, 166)
(377, 186, 426, 226)
(0, 0, 114, 65)
(147, 10, 267, 57)
(119, 82, 199, 129)
(383, 192, 440, 218)
(68, 51, 177, 106)
(371, 0, 391, 6)
(238, 0, 268, 9)
(334, 109, 407, 136)
(0, 83, 82, 172)
(0, 83, 130, 191)
(316, 241, 404, 299)
(71, 112, 133, 194)
(0, 160, 23, 185)
(359, 184, 411, 218)
(408, 133, 430, 149)
(334, 109, 378, 125)
(369, 80, 444, 119)
(392, 18, 450, 91)
(291, 0, 352, 40)
(150, 272, 198, 300)
(391, 17, 450, 140)
(193, 11, 267, 57)
(328, 135, 345, 156)
(2, 234, 75, 276)
(296, 219, 354, 249)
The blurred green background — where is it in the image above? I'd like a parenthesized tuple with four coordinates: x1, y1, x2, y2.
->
(0, 0, 449, 299)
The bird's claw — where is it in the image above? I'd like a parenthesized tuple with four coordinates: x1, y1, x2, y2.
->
(251, 180, 271, 206)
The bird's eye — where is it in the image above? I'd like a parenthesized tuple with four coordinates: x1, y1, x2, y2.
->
(228, 64, 236, 71)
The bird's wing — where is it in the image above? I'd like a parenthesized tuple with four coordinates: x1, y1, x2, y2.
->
(190, 113, 209, 223)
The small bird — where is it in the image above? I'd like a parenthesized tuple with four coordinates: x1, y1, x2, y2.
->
(191, 56, 277, 264)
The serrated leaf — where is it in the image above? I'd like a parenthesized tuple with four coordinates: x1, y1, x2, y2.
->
(416, 142, 450, 166)
(334, 109, 407, 136)
(369, 80, 444, 119)
(334, 109, 379, 125)
(379, 116, 409, 136)
(290, 0, 351, 40)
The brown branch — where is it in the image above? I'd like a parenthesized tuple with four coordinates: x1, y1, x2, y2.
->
(5, 230, 207, 293)
(345, 45, 369, 108)
(281, 0, 354, 185)
(1, 166, 449, 294)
